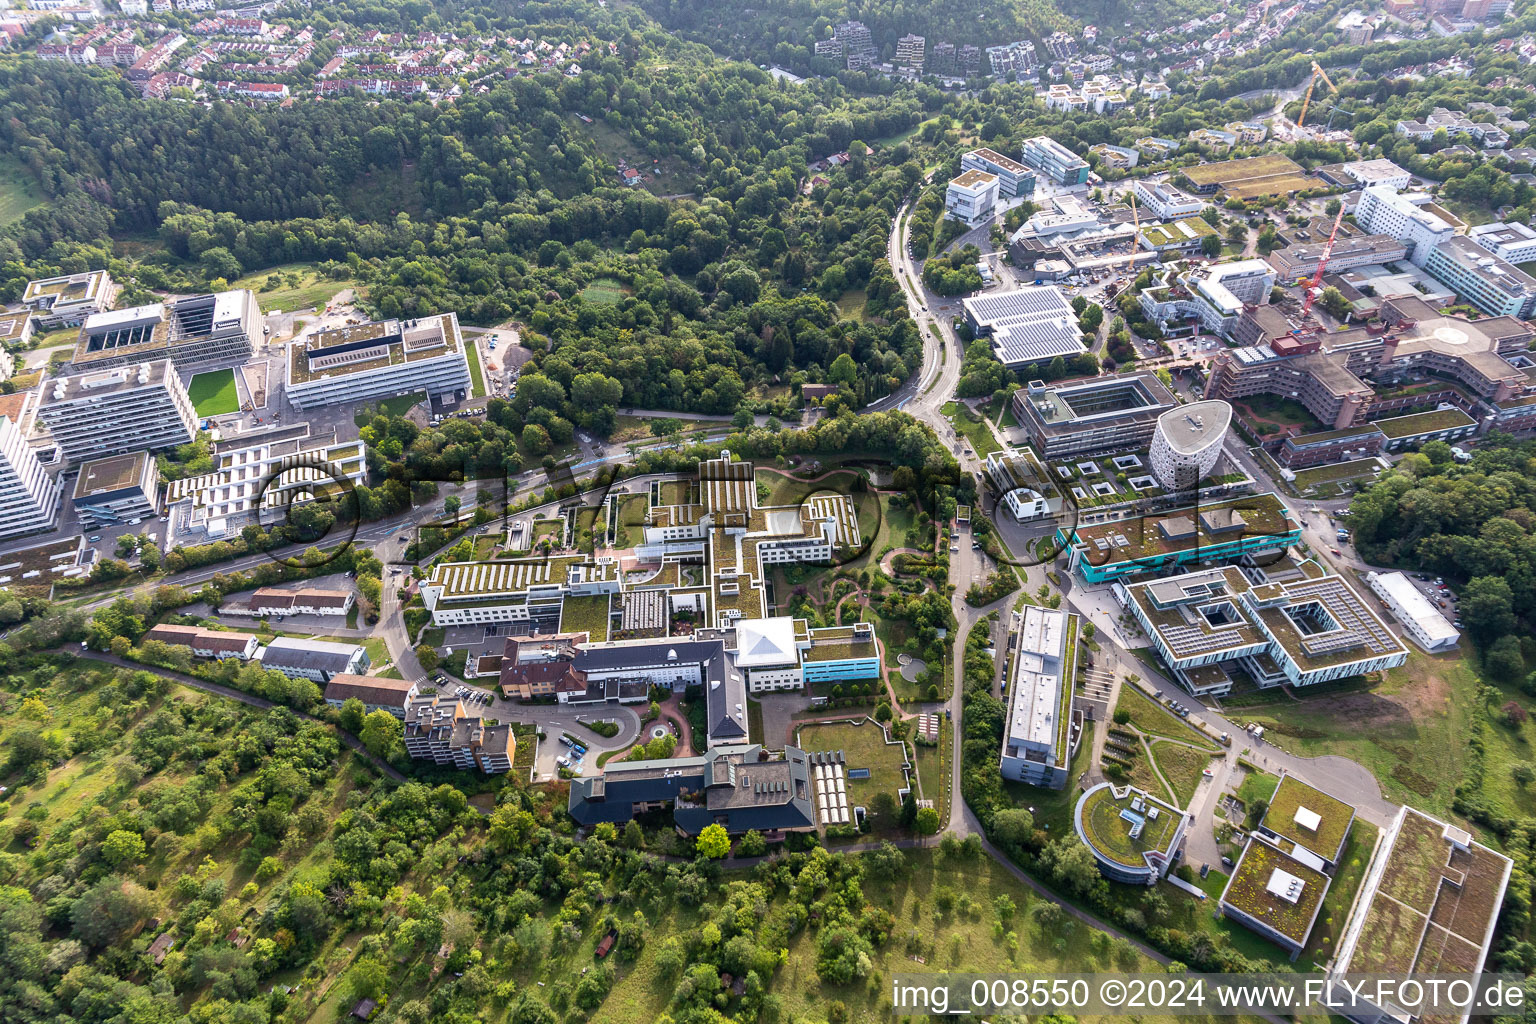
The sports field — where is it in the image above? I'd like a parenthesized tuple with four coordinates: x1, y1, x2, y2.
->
(187, 368, 240, 417)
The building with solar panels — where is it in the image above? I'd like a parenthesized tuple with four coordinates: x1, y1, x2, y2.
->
(962, 286, 1086, 369)
(1120, 564, 1407, 697)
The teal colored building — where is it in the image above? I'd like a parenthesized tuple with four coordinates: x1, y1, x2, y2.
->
(1058, 493, 1300, 583)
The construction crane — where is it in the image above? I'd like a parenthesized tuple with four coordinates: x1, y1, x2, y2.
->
(1302, 207, 1346, 317)
(1296, 60, 1338, 129)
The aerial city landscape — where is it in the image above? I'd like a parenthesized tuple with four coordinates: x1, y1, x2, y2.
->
(0, 0, 1535, 1020)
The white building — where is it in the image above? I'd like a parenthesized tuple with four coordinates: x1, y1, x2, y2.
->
(1142, 260, 1278, 336)
(39, 360, 198, 464)
(72, 289, 260, 370)
(257, 636, 369, 682)
(1149, 400, 1231, 491)
(962, 287, 1085, 369)
(1132, 179, 1207, 221)
(1468, 222, 1536, 264)
(1354, 185, 1461, 266)
(1337, 158, 1412, 191)
(0, 413, 63, 542)
(163, 424, 365, 538)
(944, 169, 1001, 226)
(999, 606, 1077, 788)
(286, 313, 472, 410)
(734, 616, 803, 692)
(961, 148, 1036, 197)
(22, 270, 118, 328)
(1365, 571, 1459, 651)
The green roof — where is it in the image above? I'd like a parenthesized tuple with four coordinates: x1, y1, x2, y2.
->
(1220, 839, 1330, 945)
(1261, 774, 1354, 861)
(1077, 784, 1182, 868)
(1371, 408, 1475, 439)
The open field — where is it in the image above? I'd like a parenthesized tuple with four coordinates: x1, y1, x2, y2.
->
(1115, 686, 1219, 747)
(579, 276, 629, 304)
(942, 401, 1003, 457)
(229, 262, 357, 313)
(0, 153, 46, 226)
(1179, 153, 1306, 190)
(355, 391, 427, 425)
(187, 368, 240, 417)
(464, 334, 486, 398)
(1243, 651, 1470, 817)
(1149, 739, 1219, 806)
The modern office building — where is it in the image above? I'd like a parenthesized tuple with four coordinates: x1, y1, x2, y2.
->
(70, 289, 260, 370)
(1329, 807, 1511, 1024)
(39, 360, 198, 464)
(984, 450, 1061, 521)
(1136, 218, 1217, 256)
(1148, 400, 1232, 492)
(256, 636, 369, 682)
(1366, 570, 1460, 651)
(961, 148, 1036, 197)
(1353, 185, 1462, 266)
(999, 606, 1079, 788)
(1219, 833, 1333, 959)
(286, 313, 472, 409)
(22, 270, 118, 328)
(1423, 235, 1536, 319)
(0, 312, 35, 349)
(163, 423, 366, 539)
(1335, 158, 1412, 191)
(944, 169, 1001, 226)
(0, 413, 63, 542)
(961, 287, 1085, 369)
(1266, 234, 1408, 281)
(72, 451, 159, 527)
(1275, 424, 1386, 469)
(421, 555, 622, 628)
(1468, 221, 1536, 264)
(1059, 492, 1302, 584)
(1120, 564, 1408, 696)
(1019, 136, 1089, 185)
(1131, 180, 1207, 220)
(1074, 782, 1188, 884)
(1011, 372, 1179, 461)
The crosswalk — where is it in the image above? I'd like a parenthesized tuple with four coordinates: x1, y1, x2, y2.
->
(1077, 666, 1116, 718)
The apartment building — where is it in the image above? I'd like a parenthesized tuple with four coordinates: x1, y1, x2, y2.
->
(286, 313, 472, 410)
(1089, 144, 1139, 170)
(961, 149, 1036, 197)
(1469, 222, 1536, 264)
(1011, 372, 1179, 461)
(402, 693, 515, 774)
(141, 623, 259, 660)
(72, 451, 159, 527)
(1019, 136, 1089, 186)
(71, 289, 259, 370)
(1353, 185, 1462, 266)
(257, 636, 369, 682)
(0, 414, 63, 543)
(1396, 107, 1510, 148)
(894, 33, 925, 67)
(944, 169, 1001, 226)
(39, 360, 198, 464)
(999, 606, 1079, 788)
(1423, 235, 1536, 318)
(323, 674, 421, 716)
(1131, 180, 1207, 220)
(163, 424, 366, 539)
(22, 271, 118, 328)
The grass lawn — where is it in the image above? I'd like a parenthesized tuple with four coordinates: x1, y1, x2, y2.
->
(1115, 686, 1219, 747)
(1235, 394, 1325, 435)
(0, 153, 46, 226)
(1242, 650, 1471, 817)
(834, 288, 868, 320)
(1291, 457, 1383, 495)
(187, 368, 240, 417)
(580, 276, 629, 304)
(229, 262, 356, 313)
(941, 400, 1003, 457)
(1235, 766, 1280, 814)
(912, 718, 951, 824)
(559, 594, 612, 641)
(463, 335, 486, 398)
(354, 391, 427, 425)
(1149, 739, 1219, 807)
(1299, 819, 1377, 967)
(612, 492, 650, 548)
(795, 718, 908, 807)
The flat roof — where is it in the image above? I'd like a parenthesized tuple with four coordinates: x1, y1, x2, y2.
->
(1004, 606, 1074, 759)
(1077, 783, 1183, 868)
(951, 168, 999, 190)
(1262, 773, 1355, 862)
(1369, 571, 1459, 644)
(1220, 838, 1331, 946)
(1069, 492, 1294, 567)
(1155, 400, 1232, 456)
(1334, 807, 1511, 995)
(1372, 408, 1476, 439)
(73, 451, 152, 498)
(967, 147, 1029, 174)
